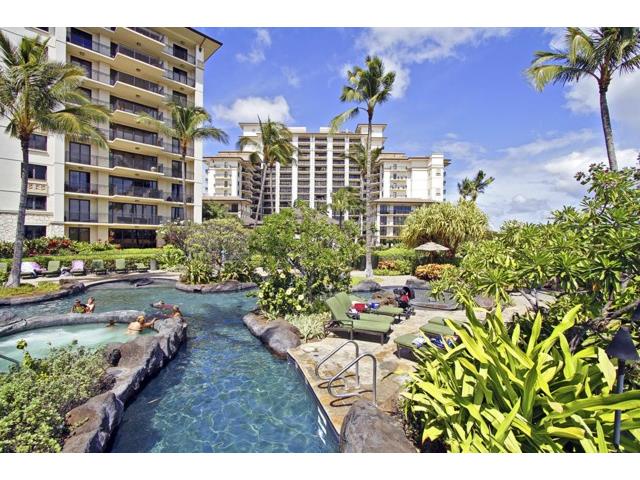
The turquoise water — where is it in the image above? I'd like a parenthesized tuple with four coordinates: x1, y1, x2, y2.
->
(0, 323, 150, 372)
(0, 284, 338, 453)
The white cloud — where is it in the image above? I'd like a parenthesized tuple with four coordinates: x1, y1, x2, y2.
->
(500, 129, 596, 158)
(212, 96, 293, 125)
(281, 67, 301, 88)
(354, 28, 510, 97)
(564, 70, 640, 131)
(543, 27, 566, 50)
(433, 137, 486, 162)
(236, 29, 271, 64)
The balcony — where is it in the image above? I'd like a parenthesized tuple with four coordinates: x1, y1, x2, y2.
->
(165, 143, 194, 157)
(164, 45, 195, 64)
(66, 32, 111, 57)
(65, 211, 98, 223)
(127, 27, 164, 43)
(110, 156, 164, 174)
(114, 44, 163, 69)
(66, 151, 109, 168)
(65, 182, 101, 195)
(109, 125, 163, 148)
(109, 184, 165, 200)
(109, 214, 166, 225)
(111, 71, 164, 95)
(111, 98, 163, 121)
(164, 69, 195, 88)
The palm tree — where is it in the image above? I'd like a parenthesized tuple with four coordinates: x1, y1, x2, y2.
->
(237, 118, 295, 226)
(331, 187, 364, 228)
(330, 56, 395, 278)
(527, 27, 640, 171)
(344, 143, 382, 230)
(138, 103, 228, 216)
(458, 170, 495, 202)
(0, 33, 110, 287)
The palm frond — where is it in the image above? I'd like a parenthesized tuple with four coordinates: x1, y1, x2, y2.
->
(329, 107, 360, 133)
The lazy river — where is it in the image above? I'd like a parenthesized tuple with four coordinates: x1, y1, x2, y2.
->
(0, 283, 338, 453)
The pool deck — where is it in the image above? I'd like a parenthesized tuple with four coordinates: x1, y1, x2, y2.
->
(288, 284, 532, 437)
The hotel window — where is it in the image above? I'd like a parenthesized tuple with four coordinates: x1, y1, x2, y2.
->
(172, 160, 182, 178)
(24, 225, 46, 239)
(79, 87, 92, 100)
(26, 195, 46, 210)
(171, 207, 184, 220)
(172, 67, 188, 84)
(29, 134, 47, 151)
(68, 227, 90, 242)
(68, 199, 92, 221)
(27, 164, 47, 180)
(172, 44, 188, 61)
(69, 28, 92, 49)
(68, 142, 91, 164)
(172, 91, 187, 106)
(70, 56, 92, 76)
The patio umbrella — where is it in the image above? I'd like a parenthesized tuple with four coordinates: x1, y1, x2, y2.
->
(414, 242, 449, 252)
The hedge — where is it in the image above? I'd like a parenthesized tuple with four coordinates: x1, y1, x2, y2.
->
(0, 248, 162, 272)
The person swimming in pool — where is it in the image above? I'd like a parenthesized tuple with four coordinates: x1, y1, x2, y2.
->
(85, 297, 96, 313)
(71, 299, 86, 313)
(127, 315, 156, 333)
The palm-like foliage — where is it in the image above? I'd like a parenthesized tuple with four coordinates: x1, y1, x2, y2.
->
(458, 170, 495, 202)
(138, 103, 228, 216)
(236, 117, 295, 225)
(330, 56, 395, 278)
(331, 187, 364, 228)
(527, 27, 640, 171)
(0, 32, 109, 287)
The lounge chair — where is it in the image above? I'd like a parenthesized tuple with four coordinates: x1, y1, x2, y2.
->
(20, 262, 36, 278)
(43, 260, 61, 277)
(337, 292, 406, 321)
(420, 322, 457, 337)
(115, 258, 128, 273)
(70, 260, 86, 276)
(324, 296, 393, 344)
(135, 262, 149, 273)
(394, 331, 457, 359)
(90, 259, 107, 275)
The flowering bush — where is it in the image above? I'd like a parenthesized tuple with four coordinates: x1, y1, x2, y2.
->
(415, 263, 456, 280)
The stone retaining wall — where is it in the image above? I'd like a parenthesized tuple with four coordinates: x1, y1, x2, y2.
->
(175, 280, 256, 293)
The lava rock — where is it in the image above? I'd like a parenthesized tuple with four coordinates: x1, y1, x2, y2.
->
(105, 346, 122, 367)
(242, 311, 301, 359)
(175, 280, 256, 293)
(474, 295, 496, 310)
(340, 400, 416, 453)
(63, 392, 123, 453)
(352, 280, 382, 292)
(371, 290, 397, 306)
(405, 278, 429, 289)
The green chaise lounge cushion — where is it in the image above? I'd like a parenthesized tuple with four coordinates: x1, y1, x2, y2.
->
(115, 259, 127, 272)
(337, 292, 404, 317)
(420, 322, 456, 336)
(394, 332, 426, 349)
(327, 296, 392, 324)
(44, 260, 60, 277)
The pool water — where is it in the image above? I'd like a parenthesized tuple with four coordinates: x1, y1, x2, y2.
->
(0, 323, 150, 372)
(0, 284, 338, 453)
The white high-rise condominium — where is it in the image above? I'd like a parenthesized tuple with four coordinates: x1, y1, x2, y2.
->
(0, 27, 220, 247)
(204, 123, 449, 244)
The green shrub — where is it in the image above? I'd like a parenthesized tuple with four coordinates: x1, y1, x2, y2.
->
(402, 305, 640, 452)
(376, 246, 418, 273)
(157, 244, 186, 269)
(373, 268, 402, 276)
(285, 312, 330, 342)
(256, 269, 308, 317)
(0, 343, 109, 452)
(415, 263, 456, 281)
(181, 258, 215, 285)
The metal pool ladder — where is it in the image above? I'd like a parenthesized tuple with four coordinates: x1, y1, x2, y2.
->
(314, 340, 377, 405)
(0, 353, 20, 367)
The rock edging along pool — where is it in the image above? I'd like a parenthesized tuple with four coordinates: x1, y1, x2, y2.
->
(175, 279, 257, 293)
(63, 316, 187, 452)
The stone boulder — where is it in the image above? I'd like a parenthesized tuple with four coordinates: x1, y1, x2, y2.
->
(242, 310, 301, 359)
(339, 400, 416, 453)
(352, 280, 382, 292)
(474, 295, 496, 310)
(0, 310, 19, 328)
(63, 392, 123, 453)
(405, 278, 429, 289)
(371, 290, 397, 307)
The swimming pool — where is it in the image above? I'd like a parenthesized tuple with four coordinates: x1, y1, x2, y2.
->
(0, 323, 150, 372)
(0, 284, 338, 453)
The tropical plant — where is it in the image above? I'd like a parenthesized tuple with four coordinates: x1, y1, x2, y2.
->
(415, 263, 456, 281)
(285, 312, 330, 342)
(402, 305, 640, 452)
(181, 257, 215, 285)
(458, 170, 495, 202)
(0, 32, 110, 287)
(157, 244, 186, 269)
(0, 343, 109, 452)
(138, 103, 228, 214)
(330, 56, 395, 279)
(237, 117, 296, 225)
(527, 27, 640, 170)
(401, 201, 490, 255)
(157, 220, 197, 252)
(331, 186, 364, 228)
(202, 201, 228, 220)
(250, 205, 363, 316)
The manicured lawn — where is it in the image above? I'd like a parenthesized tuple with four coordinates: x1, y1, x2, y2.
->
(0, 281, 60, 299)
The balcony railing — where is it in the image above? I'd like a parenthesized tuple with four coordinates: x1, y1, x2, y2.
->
(114, 44, 163, 69)
(109, 214, 166, 225)
(164, 69, 195, 87)
(111, 98, 163, 120)
(66, 32, 111, 57)
(165, 143, 194, 156)
(109, 126, 163, 147)
(109, 184, 165, 199)
(66, 151, 110, 167)
(65, 211, 99, 222)
(127, 27, 165, 43)
(163, 45, 196, 64)
(65, 182, 101, 195)
(111, 71, 164, 95)
(166, 94, 194, 107)
(110, 157, 164, 173)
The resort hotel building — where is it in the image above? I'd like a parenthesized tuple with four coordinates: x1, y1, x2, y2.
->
(0, 27, 220, 248)
(204, 123, 450, 244)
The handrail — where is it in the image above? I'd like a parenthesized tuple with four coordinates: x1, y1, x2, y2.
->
(314, 340, 360, 384)
(327, 353, 377, 405)
(0, 353, 20, 367)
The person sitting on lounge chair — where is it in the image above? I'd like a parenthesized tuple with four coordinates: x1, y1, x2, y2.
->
(128, 315, 156, 333)
(71, 299, 87, 313)
(85, 297, 96, 313)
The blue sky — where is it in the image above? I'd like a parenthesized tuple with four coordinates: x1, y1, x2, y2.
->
(195, 27, 640, 227)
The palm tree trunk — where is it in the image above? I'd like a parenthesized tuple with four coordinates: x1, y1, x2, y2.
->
(181, 150, 188, 219)
(7, 139, 30, 287)
(254, 164, 267, 227)
(364, 117, 374, 279)
(599, 89, 618, 171)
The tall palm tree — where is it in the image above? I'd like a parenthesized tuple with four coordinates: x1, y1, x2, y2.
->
(138, 103, 228, 216)
(237, 118, 295, 226)
(331, 186, 364, 228)
(330, 56, 395, 278)
(458, 170, 495, 202)
(344, 143, 382, 231)
(0, 33, 110, 287)
(527, 27, 640, 171)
